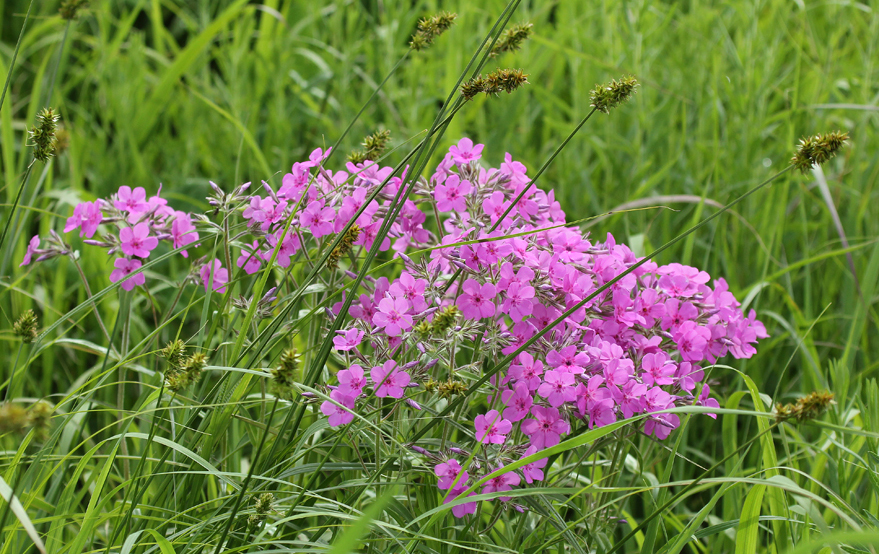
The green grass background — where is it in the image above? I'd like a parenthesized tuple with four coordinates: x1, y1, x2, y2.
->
(1, 0, 878, 552)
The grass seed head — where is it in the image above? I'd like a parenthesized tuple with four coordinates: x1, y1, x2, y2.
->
(775, 390, 835, 423)
(410, 12, 457, 51)
(13, 309, 39, 343)
(791, 131, 849, 174)
(490, 23, 534, 57)
(29, 108, 61, 163)
(590, 75, 639, 114)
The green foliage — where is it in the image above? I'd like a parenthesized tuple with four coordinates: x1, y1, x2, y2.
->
(1, 0, 878, 553)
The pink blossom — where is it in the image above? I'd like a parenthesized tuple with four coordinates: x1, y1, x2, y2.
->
(444, 484, 477, 518)
(109, 258, 145, 291)
(537, 370, 577, 407)
(236, 241, 262, 274)
(456, 279, 497, 319)
(482, 466, 520, 500)
(435, 459, 469, 490)
(508, 352, 544, 391)
(337, 364, 367, 397)
(587, 397, 617, 429)
(449, 137, 484, 165)
(263, 230, 301, 268)
(320, 390, 356, 427)
(371, 360, 410, 398)
(64, 201, 103, 238)
(520, 445, 548, 484)
(373, 296, 413, 336)
(300, 200, 336, 238)
(641, 352, 675, 386)
(483, 191, 511, 225)
(333, 328, 364, 351)
(474, 409, 512, 445)
(114, 186, 149, 215)
(200, 259, 229, 293)
(119, 223, 159, 258)
(171, 212, 199, 257)
(546, 345, 589, 375)
(501, 282, 535, 322)
(434, 174, 472, 212)
(501, 382, 533, 422)
(20, 236, 40, 267)
(696, 384, 721, 419)
(521, 406, 569, 449)
(389, 272, 428, 312)
(610, 379, 647, 418)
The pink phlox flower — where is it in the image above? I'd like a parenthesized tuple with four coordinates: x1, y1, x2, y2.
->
(588, 397, 617, 429)
(354, 220, 391, 252)
(546, 345, 589, 375)
(278, 163, 310, 201)
(114, 186, 149, 215)
(389, 272, 428, 312)
(501, 320, 535, 355)
(320, 389, 356, 427)
(64, 200, 104, 238)
(674, 362, 704, 392)
(263, 230, 301, 268)
(696, 384, 721, 419)
(575, 374, 608, 416)
(449, 137, 484, 165)
(373, 295, 413, 336)
(645, 412, 681, 440)
(334, 187, 368, 232)
(520, 445, 548, 484)
(456, 279, 497, 319)
(521, 405, 569, 449)
(552, 228, 589, 262)
(337, 364, 366, 397)
(537, 370, 577, 407)
(435, 459, 469, 490)
(305, 146, 332, 168)
(497, 262, 535, 290)
(633, 289, 665, 327)
(171, 212, 199, 257)
(500, 152, 530, 189)
(727, 309, 768, 359)
(501, 282, 535, 322)
(236, 241, 262, 274)
(333, 328, 365, 352)
(483, 191, 512, 226)
(20, 235, 41, 267)
(610, 379, 648, 418)
(603, 357, 633, 387)
(482, 466, 520, 501)
(200, 259, 229, 293)
(612, 289, 646, 328)
(474, 409, 512, 444)
(119, 222, 159, 258)
(641, 352, 676, 386)
(444, 484, 477, 518)
(371, 360, 411, 398)
(501, 382, 533, 422)
(434, 174, 472, 212)
(508, 352, 544, 391)
(475, 231, 513, 265)
(109, 258, 145, 291)
(673, 320, 711, 362)
(661, 299, 699, 331)
(300, 200, 336, 238)
(259, 199, 288, 230)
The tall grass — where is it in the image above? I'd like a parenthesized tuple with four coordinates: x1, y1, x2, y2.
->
(1, 0, 877, 553)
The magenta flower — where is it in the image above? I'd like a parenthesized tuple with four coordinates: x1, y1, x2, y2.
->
(20, 235, 40, 267)
(456, 279, 497, 319)
(200, 259, 229, 293)
(373, 296, 413, 336)
(508, 352, 544, 391)
(300, 200, 336, 238)
(435, 459, 469, 490)
(520, 445, 548, 484)
(64, 201, 103, 238)
(696, 384, 721, 419)
(263, 230, 301, 268)
(449, 137, 484, 165)
(501, 382, 533, 422)
(434, 174, 472, 212)
(109, 258, 145, 291)
(587, 397, 617, 429)
(444, 484, 477, 518)
(610, 379, 647, 418)
(236, 241, 262, 274)
(371, 360, 410, 398)
(474, 409, 512, 445)
(521, 406, 569, 449)
(320, 390, 356, 427)
(389, 272, 428, 312)
(546, 345, 589, 375)
(333, 328, 364, 351)
(641, 352, 675, 386)
(337, 364, 367, 397)
(171, 212, 199, 257)
(114, 186, 149, 215)
(537, 370, 577, 408)
(119, 223, 159, 258)
(483, 191, 511, 225)
(501, 282, 535, 322)
(481, 466, 520, 500)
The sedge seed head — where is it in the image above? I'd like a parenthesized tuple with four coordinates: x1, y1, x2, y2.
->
(490, 23, 534, 57)
(590, 75, 639, 114)
(13, 310, 39, 343)
(775, 390, 835, 423)
(29, 108, 61, 162)
(791, 131, 849, 174)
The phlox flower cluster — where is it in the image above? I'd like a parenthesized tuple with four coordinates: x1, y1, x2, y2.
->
(316, 137, 767, 517)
